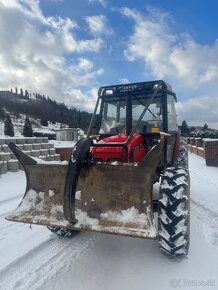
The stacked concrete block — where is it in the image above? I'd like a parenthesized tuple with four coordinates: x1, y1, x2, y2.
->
(31, 150, 40, 158)
(204, 139, 218, 166)
(32, 144, 41, 150)
(49, 148, 56, 155)
(8, 159, 19, 172)
(40, 149, 49, 156)
(16, 139, 25, 144)
(46, 155, 55, 161)
(0, 161, 8, 174)
(188, 137, 218, 167)
(0, 137, 61, 174)
(0, 152, 11, 162)
(5, 138, 14, 145)
(2, 144, 10, 153)
(0, 139, 5, 146)
(23, 144, 32, 151)
(41, 143, 50, 149)
(54, 154, 61, 161)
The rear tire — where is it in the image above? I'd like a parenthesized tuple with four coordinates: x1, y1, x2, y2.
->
(47, 226, 79, 238)
(158, 166, 190, 257)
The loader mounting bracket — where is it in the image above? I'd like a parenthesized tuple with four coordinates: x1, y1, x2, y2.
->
(63, 138, 93, 224)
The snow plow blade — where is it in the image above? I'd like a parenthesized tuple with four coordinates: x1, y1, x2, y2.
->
(5, 142, 162, 239)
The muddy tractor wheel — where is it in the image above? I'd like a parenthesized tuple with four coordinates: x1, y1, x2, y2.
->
(158, 166, 190, 257)
(47, 226, 80, 238)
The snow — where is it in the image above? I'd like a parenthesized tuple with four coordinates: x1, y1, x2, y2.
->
(0, 153, 218, 289)
(50, 140, 76, 148)
(0, 113, 64, 137)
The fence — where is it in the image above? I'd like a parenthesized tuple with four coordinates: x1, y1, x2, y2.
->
(187, 137, 218, 166)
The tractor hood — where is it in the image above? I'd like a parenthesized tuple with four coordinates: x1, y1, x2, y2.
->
(92, 134, 146, 163)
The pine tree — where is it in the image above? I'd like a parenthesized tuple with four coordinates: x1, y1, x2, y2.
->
(40, 118, 48, 126)
(4, 114, 15, 137)
(203, 124, 208, 131)
(23, 116, 33, 137)
(25, 90, 29, 99)
(181, 120, 190, 136)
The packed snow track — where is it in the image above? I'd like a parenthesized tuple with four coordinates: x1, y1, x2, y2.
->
(0, 153, 218, 290)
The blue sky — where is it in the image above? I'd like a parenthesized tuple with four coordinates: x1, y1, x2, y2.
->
(0, 0, 218, 128)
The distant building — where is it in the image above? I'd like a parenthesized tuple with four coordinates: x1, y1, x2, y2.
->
(55, 128, 84, 142)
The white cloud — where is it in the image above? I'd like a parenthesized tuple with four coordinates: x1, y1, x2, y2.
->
(88, 0, 107, 8)
(85, 15, 113, 36)
(176, 96, 218, 129)
(120, 78, 130, 84)
(122, 7, 218, 87)
(0, 0, 104, 111)
(67, 87, 99, 112)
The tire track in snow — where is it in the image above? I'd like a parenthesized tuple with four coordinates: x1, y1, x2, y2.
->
(0, 194, 23, 206)
(0, 195, 21, 218)
(190, 167, 218, 191)
(191, 199, 218, 248)
(0, 232, 96, 290)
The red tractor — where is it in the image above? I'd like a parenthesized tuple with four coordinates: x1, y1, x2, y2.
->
(7, 80, 190, 257)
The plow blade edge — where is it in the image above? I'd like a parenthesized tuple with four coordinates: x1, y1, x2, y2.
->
(6, 142, 159, 239)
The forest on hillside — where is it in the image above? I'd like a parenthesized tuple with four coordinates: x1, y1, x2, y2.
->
(0, 88, 92, 130)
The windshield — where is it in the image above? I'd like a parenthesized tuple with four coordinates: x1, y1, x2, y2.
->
(99, 97, 163, 134)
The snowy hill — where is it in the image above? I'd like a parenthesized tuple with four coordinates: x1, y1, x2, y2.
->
(0, 113, 66, 137)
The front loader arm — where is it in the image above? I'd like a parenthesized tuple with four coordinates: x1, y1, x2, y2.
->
(63, 138, 93, 224)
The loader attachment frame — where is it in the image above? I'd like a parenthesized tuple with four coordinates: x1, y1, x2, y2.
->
(6, 138, 164, 239)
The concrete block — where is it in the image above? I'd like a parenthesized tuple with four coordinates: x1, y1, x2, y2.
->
(32, 144, 41, 150)
(46, 155, 52, 161)
(54, 154, 61, 161)
(8, 159, 19, 172)
(49, 148, 56, 155)
(40, 149, 49, 156)
(0, 152, 11, 161)
(16, 138, 25, 144)
(48, 143, 54, 148)
(23, 144, 32, 151)
(2, 144, 10, 153)
(41, 143, 49, 149)
(0, 161, 8, 174)
(25, 138, 34, 144)
(42, 137, 49, 143)
(0, 139, 5, 145)
(35, 138, 43, 143)
(5, 138, 14, 145)
(31, 150, 40, 157)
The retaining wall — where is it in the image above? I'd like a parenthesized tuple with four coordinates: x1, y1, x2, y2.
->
(187, 137, 218, 166)
(0, 137, 61, 174)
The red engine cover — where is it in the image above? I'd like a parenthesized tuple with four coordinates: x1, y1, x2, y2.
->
(92, 134, 147, 163)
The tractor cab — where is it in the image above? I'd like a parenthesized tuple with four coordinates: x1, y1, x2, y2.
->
(90, 80, 177, 164)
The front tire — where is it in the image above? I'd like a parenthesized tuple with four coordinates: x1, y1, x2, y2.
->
(158, 166, 190, 257)
(47, 226, 80, 238)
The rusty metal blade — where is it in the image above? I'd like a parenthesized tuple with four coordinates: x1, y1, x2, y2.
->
(6, 143, 158, 239)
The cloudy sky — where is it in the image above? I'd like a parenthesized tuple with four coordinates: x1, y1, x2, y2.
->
(0, 0, 218, 128)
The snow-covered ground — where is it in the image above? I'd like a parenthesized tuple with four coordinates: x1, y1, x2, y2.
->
(0, 153, 218, 290)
